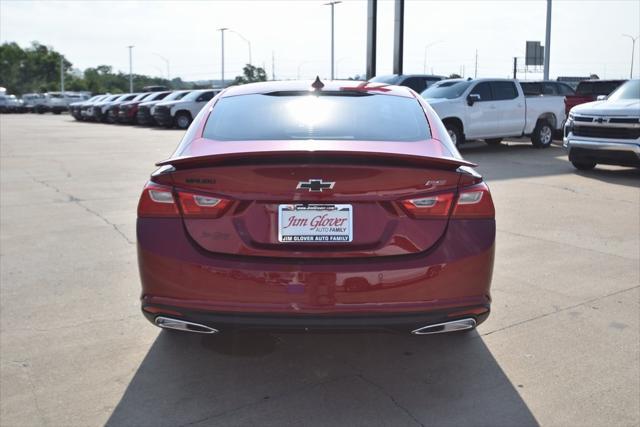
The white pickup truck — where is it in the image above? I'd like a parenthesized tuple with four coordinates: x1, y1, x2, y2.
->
(422, 78, 566, 148)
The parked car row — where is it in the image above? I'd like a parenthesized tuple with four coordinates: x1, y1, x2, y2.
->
(0, 94, 24, 113)
(0, 92, 91, 114)
(71, 88, 219, 129)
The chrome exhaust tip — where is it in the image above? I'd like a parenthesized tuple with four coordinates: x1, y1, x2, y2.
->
(155, 316, 219, 334)
(411, 318, 476, 335)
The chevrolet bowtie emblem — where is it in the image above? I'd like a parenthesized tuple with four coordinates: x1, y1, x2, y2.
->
(296, 179, 335, 192)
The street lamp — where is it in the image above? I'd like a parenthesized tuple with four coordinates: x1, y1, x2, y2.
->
(622, 34, 639, 79)
(324, 1, 341, 80)
(423, 41, 442, 74)
(228, 29, 252, 65)
(218, 28, 228, 87)
(127, 45, 134, 92)
(153, 53, 170, 81)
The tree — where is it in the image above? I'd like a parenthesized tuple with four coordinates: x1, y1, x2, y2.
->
(0, 41, 193, 95)
(233, 64, 267, 85)
(0, 41, 73, 94)
(448, 73, 462, 79)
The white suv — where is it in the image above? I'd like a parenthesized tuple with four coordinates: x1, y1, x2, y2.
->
(153, 89, 220, 129)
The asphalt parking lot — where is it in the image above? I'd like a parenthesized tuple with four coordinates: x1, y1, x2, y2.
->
(1, 114, 638, 427)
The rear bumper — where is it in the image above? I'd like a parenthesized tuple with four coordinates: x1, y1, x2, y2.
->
(142, 304, 490, 333)
(563, 134, 640, 167)
(138, 218, 495, 331)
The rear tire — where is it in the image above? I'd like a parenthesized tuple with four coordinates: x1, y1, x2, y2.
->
(485, 138, 502, 145)
(531, 120, 554, 148)
(444, 122, 464, 147)
(571, 160, 596, 171)
(175, 112, 192, 130)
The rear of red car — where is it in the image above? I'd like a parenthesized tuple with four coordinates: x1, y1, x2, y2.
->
(137, 81, 495, 335)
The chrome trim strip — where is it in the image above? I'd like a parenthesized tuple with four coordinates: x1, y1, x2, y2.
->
(572, 114, 640, 129)
(565, 138, 640, 155)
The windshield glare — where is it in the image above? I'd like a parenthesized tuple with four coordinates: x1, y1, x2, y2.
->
(203, 93, 430, 142)
(422, 81, 472, 99)
(607, 80, 640, 101)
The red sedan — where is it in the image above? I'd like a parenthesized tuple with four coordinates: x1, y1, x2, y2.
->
(137, 79, 495, 335)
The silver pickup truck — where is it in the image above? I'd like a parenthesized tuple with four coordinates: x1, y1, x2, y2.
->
(563, 79, 640, 170)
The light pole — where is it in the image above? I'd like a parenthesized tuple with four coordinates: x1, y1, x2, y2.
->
(153, 53, 170, 81)
(423, 41, 441, 74)
(127, 45, 134, 92)
(218, 28, 228, 87)
(543, 0, 552, 80)
(228, 29, 252, 65)
(324, 1, 341, 80)
(623, 34, 639, 79)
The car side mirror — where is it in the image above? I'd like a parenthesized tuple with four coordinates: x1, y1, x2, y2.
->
(467, 94, 481, 106)
(596, 95, 607, 101)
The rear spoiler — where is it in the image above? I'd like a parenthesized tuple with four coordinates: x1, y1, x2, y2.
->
(156, 150, 477, 170)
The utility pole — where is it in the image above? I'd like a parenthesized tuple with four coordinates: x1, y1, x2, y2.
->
(543, 0, 552, 79)
(127, 45, 134, 92)
(218, 28, 227, 87)
(513, 57, 518, 79)
(474, 49, 478, 78)
(324, 1, 341, 79)
(623, 34, 638, 78)
(60, 56, 65, 93)
(272, 51, 275, 80)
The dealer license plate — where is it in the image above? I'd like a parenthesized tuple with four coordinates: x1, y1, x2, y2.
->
(278, 204, 353, 243)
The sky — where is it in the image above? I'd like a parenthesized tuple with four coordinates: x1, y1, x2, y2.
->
(1, 0, 639, 82)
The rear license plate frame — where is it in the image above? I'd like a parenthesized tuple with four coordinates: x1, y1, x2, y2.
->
(278, 204, 353, 243)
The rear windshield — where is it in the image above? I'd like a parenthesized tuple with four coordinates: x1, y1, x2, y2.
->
(165, 91, 190, 101)
(369, 75, 401, 85)
(202, 93, 431, 142)
(576, 81, 624, 96)
(421, 81, 472, 99)
(607, 80, 640, 101)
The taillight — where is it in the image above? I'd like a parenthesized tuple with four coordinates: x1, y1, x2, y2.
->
(401, 193, 455, 218)
(400, 182, 494, 219)
(137, 182, 179, 217)
(452, 182, 495, 219)
(137, 182, 231, 219)
(176, 190, 230, 218)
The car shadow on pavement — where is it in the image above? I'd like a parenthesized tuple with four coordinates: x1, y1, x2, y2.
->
(573, 166, 640, 187)
(106, 330, 537, 427)
(460, 141, 639, 187)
